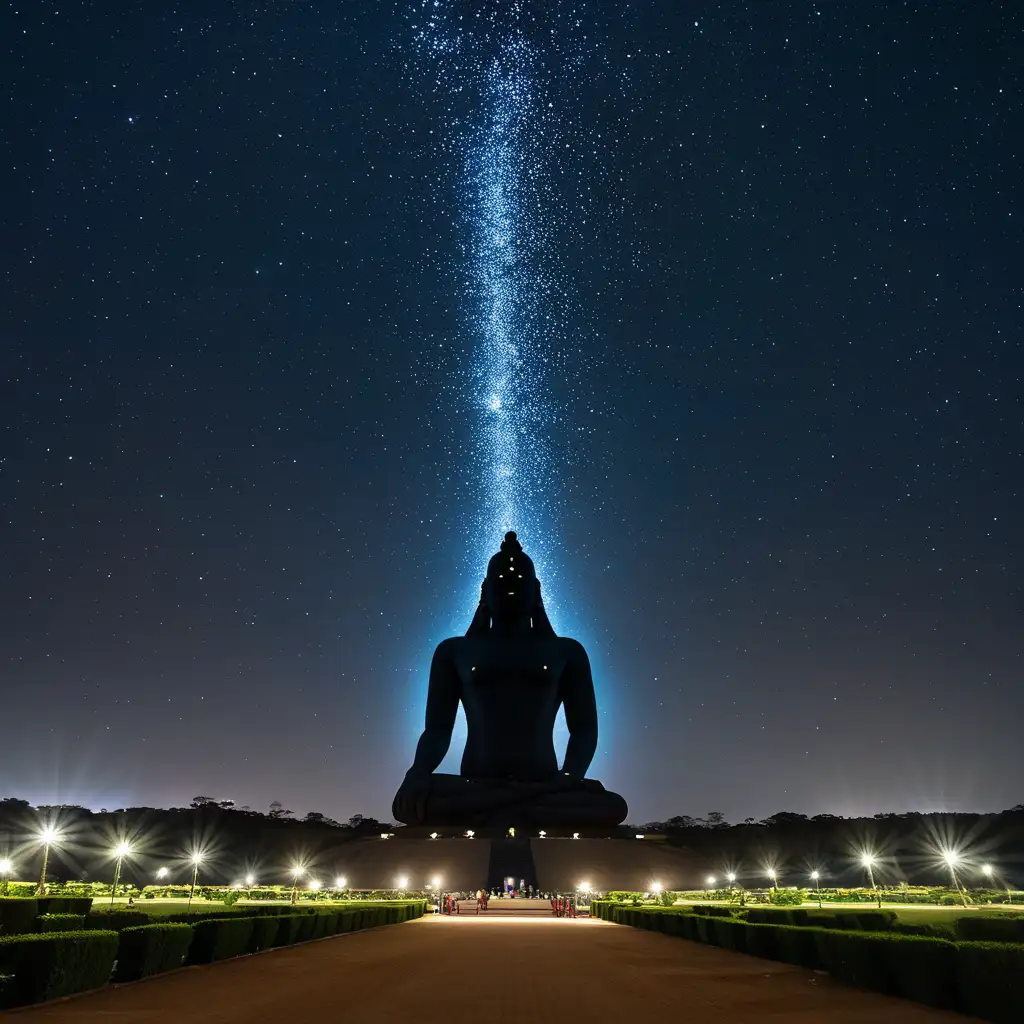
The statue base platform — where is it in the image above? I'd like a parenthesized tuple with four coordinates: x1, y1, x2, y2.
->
(332, 832, 707, 892)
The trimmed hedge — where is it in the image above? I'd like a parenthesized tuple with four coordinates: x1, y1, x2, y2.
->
(115, 924, 194, 982)
(600, 903, 1020, 1022)
(37, 897, 94, 917)
(956, 916, 1024, 944)
(85, 910, 155, 931)
(0, 930, 118, 1009)
(37, 913, 86, 933)
(186, 917, 255, 964)
(246, 916, 280, 953)
(0, 899, 40, 937)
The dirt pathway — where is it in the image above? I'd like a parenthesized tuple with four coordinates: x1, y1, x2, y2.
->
(14, 917, 979, 1022)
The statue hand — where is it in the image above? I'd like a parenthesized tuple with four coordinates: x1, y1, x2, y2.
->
(394, 770, 432, 825)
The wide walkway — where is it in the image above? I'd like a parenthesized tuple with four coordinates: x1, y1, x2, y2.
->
(17, 917, 979, 1022)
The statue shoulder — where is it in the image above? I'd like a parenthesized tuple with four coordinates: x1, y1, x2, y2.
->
(433, 636, 468, 661)
(556, 636, 590, 662)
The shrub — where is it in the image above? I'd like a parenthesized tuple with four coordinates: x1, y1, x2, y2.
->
(273, 914, 306, 947)
(744, 908, 808, 927)
(814, 930, 899, 996)
(37, 914, 86, 933)
(0, 899, 39, 937)
(186, 918, 255, 964)
(769, 888, 807, 906)
(851, 911, 897, 931)
(0, 930, 118, 1009)
(246, 916, 280, 953)
(956, 941, 1024, 1024)
(773, 925, 824, 969)
(709, 917, 748, 953)
(85, 910, 154, 931)
(881, 933, 956, 1009)
(115, 924, 194, 982)
(956, 916, 1024, 944)
(36, 898, 93, 917)
(745, 923, 783, 961)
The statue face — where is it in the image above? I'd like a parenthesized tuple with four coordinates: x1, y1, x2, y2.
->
(484, 551, 537, 620)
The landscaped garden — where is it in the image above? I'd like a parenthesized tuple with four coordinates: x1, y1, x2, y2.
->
(591, 896, 1022, 1022)
(0, 895, 427, 1010)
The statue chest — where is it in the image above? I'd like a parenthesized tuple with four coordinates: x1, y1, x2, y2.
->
(456, 652, 562, 713)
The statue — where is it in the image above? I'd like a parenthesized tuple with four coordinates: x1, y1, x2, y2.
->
(393, 532, 628, 829)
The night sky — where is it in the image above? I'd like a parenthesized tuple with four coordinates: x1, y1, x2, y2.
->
(2, 2, 1020, 827)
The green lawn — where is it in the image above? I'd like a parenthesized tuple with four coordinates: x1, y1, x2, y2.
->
(672, 899, 1021, 924)
(101, 897, 372, 915)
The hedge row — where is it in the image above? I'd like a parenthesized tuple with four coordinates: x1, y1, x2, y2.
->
(591, 902, 1021, 1023)
(0, 901, 427, 1008)
(0, 898, 94, 936)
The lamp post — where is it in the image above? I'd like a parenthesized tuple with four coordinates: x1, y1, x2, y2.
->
(767, 868, 778, 892)
(396, 876, 409, 892)
(810, 870, 822, 908)
(334, 875, 347, 893)
(650, 881, 662, 902)
(861, 854, 881, 908)
(290, 866, 305, 905)
(36, 826, 62, 896)
(982, 864, 1011, 906)
(188, 853, 203, 907)
(943, 850, 966, 907)
(0, 858, 12, 897)
(726, 872, 737, 891)
(156, 866, 169, 882)
(706, 876, 717, 900)
(110, 842, 134, 905)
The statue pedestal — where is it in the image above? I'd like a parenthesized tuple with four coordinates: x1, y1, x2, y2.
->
(329, 832, 707, 892)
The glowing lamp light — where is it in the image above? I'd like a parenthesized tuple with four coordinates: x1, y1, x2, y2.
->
(309, 880, 322, 891)
(465, 830, 475, 838)
(0, 859, 13, 874)
(635, 834, 645, 840)
(572, 833, 580, 840)
(114, 841, 133, 859)
(860, 853, 876, 868)
(650, 881, 663, 894)
(38, 826, 62, 846)
(810, 870, 820, 881)
(726, 872, 737, 883)
(706, 876, 716, 887)
(396, 876, 409, 889)
(982, 864, 993, 878)
(429, 832, 438, 840)
(431, 876, 442, 889)
(943, 850, 960, 868)
(380, 833, 390, 840)
(335, 876, 347, 889)
(291, 865, 305, 879)
(190, 852, 203, 867)
(245, 874, 255, 887)
(156, 867, 169, 879)
(766, 868, 776, 879)
(538, 830, 546, 838)
(578, 881, 591, 892)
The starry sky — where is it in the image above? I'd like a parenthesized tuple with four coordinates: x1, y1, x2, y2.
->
(2, 2, 1020, 826)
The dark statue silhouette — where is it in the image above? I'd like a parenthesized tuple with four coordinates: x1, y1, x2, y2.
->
(393, 532, 628, 828)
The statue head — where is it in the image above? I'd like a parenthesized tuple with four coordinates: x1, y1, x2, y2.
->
(466, 531, 556, 636)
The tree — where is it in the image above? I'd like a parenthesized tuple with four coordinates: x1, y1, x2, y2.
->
(663, 815, 697, 830)
(268, 801, 294, 819)
(704, 811, 729, 829)
(190, 796, 217, 809)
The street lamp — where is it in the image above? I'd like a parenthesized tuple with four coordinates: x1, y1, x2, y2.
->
(188, 853, 203, 907)
(767, 868, 778, 891)
(36, 826, 63, 896)
(860, 853, 881, 908)
(810, 870, 822, 908)
(334, 875, 347, 891)
(110, 841, 134, 905)
(726, 872, 737, 889)
(156, 866, 169, 881)
(0, 858, 13, 897)
(706, 876, 716, 899)
(290, 865, 305, 905)
(396, 876, 409, 891)
(942, 850, 967, 907)
(650, 881, 662, 899)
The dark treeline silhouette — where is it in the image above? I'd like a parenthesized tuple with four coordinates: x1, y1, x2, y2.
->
(633, 807, 1024, 888)
(0, 796, 396, 887)
(1, 796, 1022, 888)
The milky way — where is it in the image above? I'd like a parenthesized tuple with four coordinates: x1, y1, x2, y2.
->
(405, 1, 604, 620)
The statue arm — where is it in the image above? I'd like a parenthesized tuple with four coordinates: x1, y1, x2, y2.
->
(407, 640, 461, 777)
(559, 640, 599, 778)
